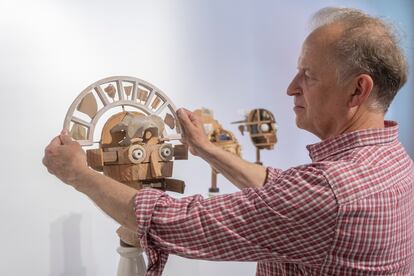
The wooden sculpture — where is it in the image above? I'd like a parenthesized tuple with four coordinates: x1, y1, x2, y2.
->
(193, 108, 241, 197)
(232, 108, 277, 165)
(63, 76, 188, 276)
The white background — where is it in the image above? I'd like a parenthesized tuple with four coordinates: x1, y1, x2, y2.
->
(0, 1, 412, 275)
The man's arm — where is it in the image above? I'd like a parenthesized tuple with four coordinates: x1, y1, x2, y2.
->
(177, 108, 267, 189)
(42, 131, 137, 230)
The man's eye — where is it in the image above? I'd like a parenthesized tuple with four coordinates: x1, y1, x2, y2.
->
(304, 73, 315, 82)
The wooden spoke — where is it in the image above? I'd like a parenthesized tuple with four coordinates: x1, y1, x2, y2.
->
(116, 80, 125, 101)
(71, 116, 92, 128)
(94, 86, 110, 106)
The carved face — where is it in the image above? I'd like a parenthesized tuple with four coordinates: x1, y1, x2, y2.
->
(127, 141, 174, 178)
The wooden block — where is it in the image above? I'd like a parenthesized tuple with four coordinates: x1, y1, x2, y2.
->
(173, 144, 188, 160)
(70, 123, 87, 140)
(86, 148, 103, 171)
(124, 86, 133, 97)
(150, 150, 162, 178)
(164, 113, 175, 129)
(165, 178, 185, 194)
(138, 89, 148, 101)
(104, 84, 116, 99)
(103, 151, 118, 163)
(103, 161, 173, 182)
(151, 97, 161, 109)
(112, 147, 130, 164)
(77, 92, 97, 119)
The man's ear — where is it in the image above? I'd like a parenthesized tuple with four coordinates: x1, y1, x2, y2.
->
(348, 74, 374, 108)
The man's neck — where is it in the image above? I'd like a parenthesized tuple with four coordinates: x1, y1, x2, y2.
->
(339, 109, 385, 136)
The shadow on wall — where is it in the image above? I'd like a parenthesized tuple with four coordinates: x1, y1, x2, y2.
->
(49, 213, 86, 276)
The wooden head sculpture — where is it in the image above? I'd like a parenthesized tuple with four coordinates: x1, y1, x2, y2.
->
(232, 108, 277, 165)
(63, 76, 188, 193)
(193, 108, 241, 196)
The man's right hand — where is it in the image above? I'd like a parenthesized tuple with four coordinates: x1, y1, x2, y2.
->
(177, 108, 212, 157)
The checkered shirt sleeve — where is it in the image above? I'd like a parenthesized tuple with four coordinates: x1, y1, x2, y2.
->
(135, 166, 338, 275)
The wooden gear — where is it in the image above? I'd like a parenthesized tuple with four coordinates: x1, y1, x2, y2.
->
(194, 108, 241, 196)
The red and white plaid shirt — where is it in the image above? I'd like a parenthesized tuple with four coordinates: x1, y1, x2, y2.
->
(135, 121, 414, 275)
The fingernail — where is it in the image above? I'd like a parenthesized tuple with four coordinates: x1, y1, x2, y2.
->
(61, 129, 68, 135)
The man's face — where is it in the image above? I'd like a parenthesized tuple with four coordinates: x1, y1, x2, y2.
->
(287, 27, 352, 139)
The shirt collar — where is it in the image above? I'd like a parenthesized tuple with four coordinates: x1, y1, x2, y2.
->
(306, 121, 399, 162)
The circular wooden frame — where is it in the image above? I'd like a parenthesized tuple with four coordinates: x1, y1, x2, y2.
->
(63, 76, 181, 146)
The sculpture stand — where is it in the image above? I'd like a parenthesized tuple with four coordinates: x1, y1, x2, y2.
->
(208, 169, 220, 197)
(255, 148, 263, 165)
(116, 244, 146, 276)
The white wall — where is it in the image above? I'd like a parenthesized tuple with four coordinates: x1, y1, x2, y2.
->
(0, 1, 412, 275)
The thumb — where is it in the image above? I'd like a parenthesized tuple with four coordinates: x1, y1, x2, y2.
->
(49, 135, 63, 147)
(59, 132, 73, 145)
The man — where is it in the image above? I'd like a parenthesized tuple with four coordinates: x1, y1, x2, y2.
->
(43, 7, 414, 275)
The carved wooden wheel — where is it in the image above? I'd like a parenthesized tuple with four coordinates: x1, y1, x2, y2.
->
(63, 76, 182, 146)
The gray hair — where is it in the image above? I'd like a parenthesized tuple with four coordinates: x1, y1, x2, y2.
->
(310, 7, 408, 112)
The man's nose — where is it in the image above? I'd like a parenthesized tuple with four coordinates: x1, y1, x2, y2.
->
(287, 73, 301, 96)
(149, 150, 162, 178)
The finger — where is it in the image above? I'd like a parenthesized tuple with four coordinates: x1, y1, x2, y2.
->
(177, 108, 194, 129)
(42, 156, 48, 167)
(59, 133, 73, 145)
(49, 135, 63, 147)
(188, 112, 202, 125)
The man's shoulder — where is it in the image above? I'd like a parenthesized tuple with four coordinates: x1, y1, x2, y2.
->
(310, 144, 414, 205)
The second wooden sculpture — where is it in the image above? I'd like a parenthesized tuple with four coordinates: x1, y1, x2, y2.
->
(194, 108, 241, 197)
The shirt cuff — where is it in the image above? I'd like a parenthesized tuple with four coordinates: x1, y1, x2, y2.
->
(134, 188, 168, 275)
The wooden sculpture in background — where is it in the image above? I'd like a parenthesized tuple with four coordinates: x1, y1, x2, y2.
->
(232, 108, 277, 165)
(193, 108, 242, 197)
(64, 76, 188, 276)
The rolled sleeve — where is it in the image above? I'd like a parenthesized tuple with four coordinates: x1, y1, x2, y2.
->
(135, 188, 168, 275)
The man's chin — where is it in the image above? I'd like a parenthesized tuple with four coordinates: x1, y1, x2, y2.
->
(295, 117, 304, 129)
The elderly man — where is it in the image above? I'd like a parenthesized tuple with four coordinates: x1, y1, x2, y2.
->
(43, 7, 413, 275)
